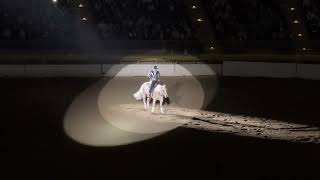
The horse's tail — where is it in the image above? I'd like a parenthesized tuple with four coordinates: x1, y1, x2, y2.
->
(133, 90, 142, 100)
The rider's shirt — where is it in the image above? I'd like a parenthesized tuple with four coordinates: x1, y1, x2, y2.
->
(148, 69, 160, 81)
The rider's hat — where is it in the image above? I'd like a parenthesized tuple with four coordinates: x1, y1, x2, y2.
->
(154, 66, 158, 69)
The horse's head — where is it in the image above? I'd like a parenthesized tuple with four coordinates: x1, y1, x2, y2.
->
(160, 85, 169, 98)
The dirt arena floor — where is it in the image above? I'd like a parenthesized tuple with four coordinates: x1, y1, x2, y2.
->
(2, 76, 320, 179)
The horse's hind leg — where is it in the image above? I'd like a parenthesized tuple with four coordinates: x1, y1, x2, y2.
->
(143, 98, 147, 109)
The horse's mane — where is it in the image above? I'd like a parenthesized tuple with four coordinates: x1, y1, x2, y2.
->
(157, 81, 165, 85)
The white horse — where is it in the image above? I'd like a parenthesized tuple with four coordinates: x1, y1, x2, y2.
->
(133, 82, 169, 113)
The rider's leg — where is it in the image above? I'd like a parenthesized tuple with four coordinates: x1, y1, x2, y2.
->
(149, 80, 156, 95)
(148, 81, 152, 94)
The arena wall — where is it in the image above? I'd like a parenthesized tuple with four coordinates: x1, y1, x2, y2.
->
(2, 63, 320, 80)
(223, 61, 297, 78)
(297, 64, 320, 80)
(223, 61, 320, 80)
(25, 65, 102, 77)
(0, 64, 221, 77)
(0, 65, 25, 77)
(103, 64, 221, 76)
(103, 64, 176, 76)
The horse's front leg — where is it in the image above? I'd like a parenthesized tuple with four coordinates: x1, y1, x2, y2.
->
(151, 99, 156, 113)
(143, 95, 147, 110)
(160, 98, 164, 113)
(147, 97, 150, 109)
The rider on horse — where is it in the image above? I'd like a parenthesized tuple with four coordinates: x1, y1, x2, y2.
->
(147, 66, 160, 97)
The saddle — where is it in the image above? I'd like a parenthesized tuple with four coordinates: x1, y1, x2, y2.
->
(148, 80, 163, 85)
(147, 81, 163, 97)
(147, 81, 164, 88)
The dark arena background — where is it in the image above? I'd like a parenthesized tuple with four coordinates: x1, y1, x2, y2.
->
(2, 0, 320, 179)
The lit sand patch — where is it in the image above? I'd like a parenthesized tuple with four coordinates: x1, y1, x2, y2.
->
(64, 74, 319, 147)
(64, 75, 217, 146)
(63, 79, 163, 147)
(97, 76, 213, 134)
(117, 104, 320, 144)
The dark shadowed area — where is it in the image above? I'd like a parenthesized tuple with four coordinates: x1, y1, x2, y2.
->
(2, 77, 320, 179)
